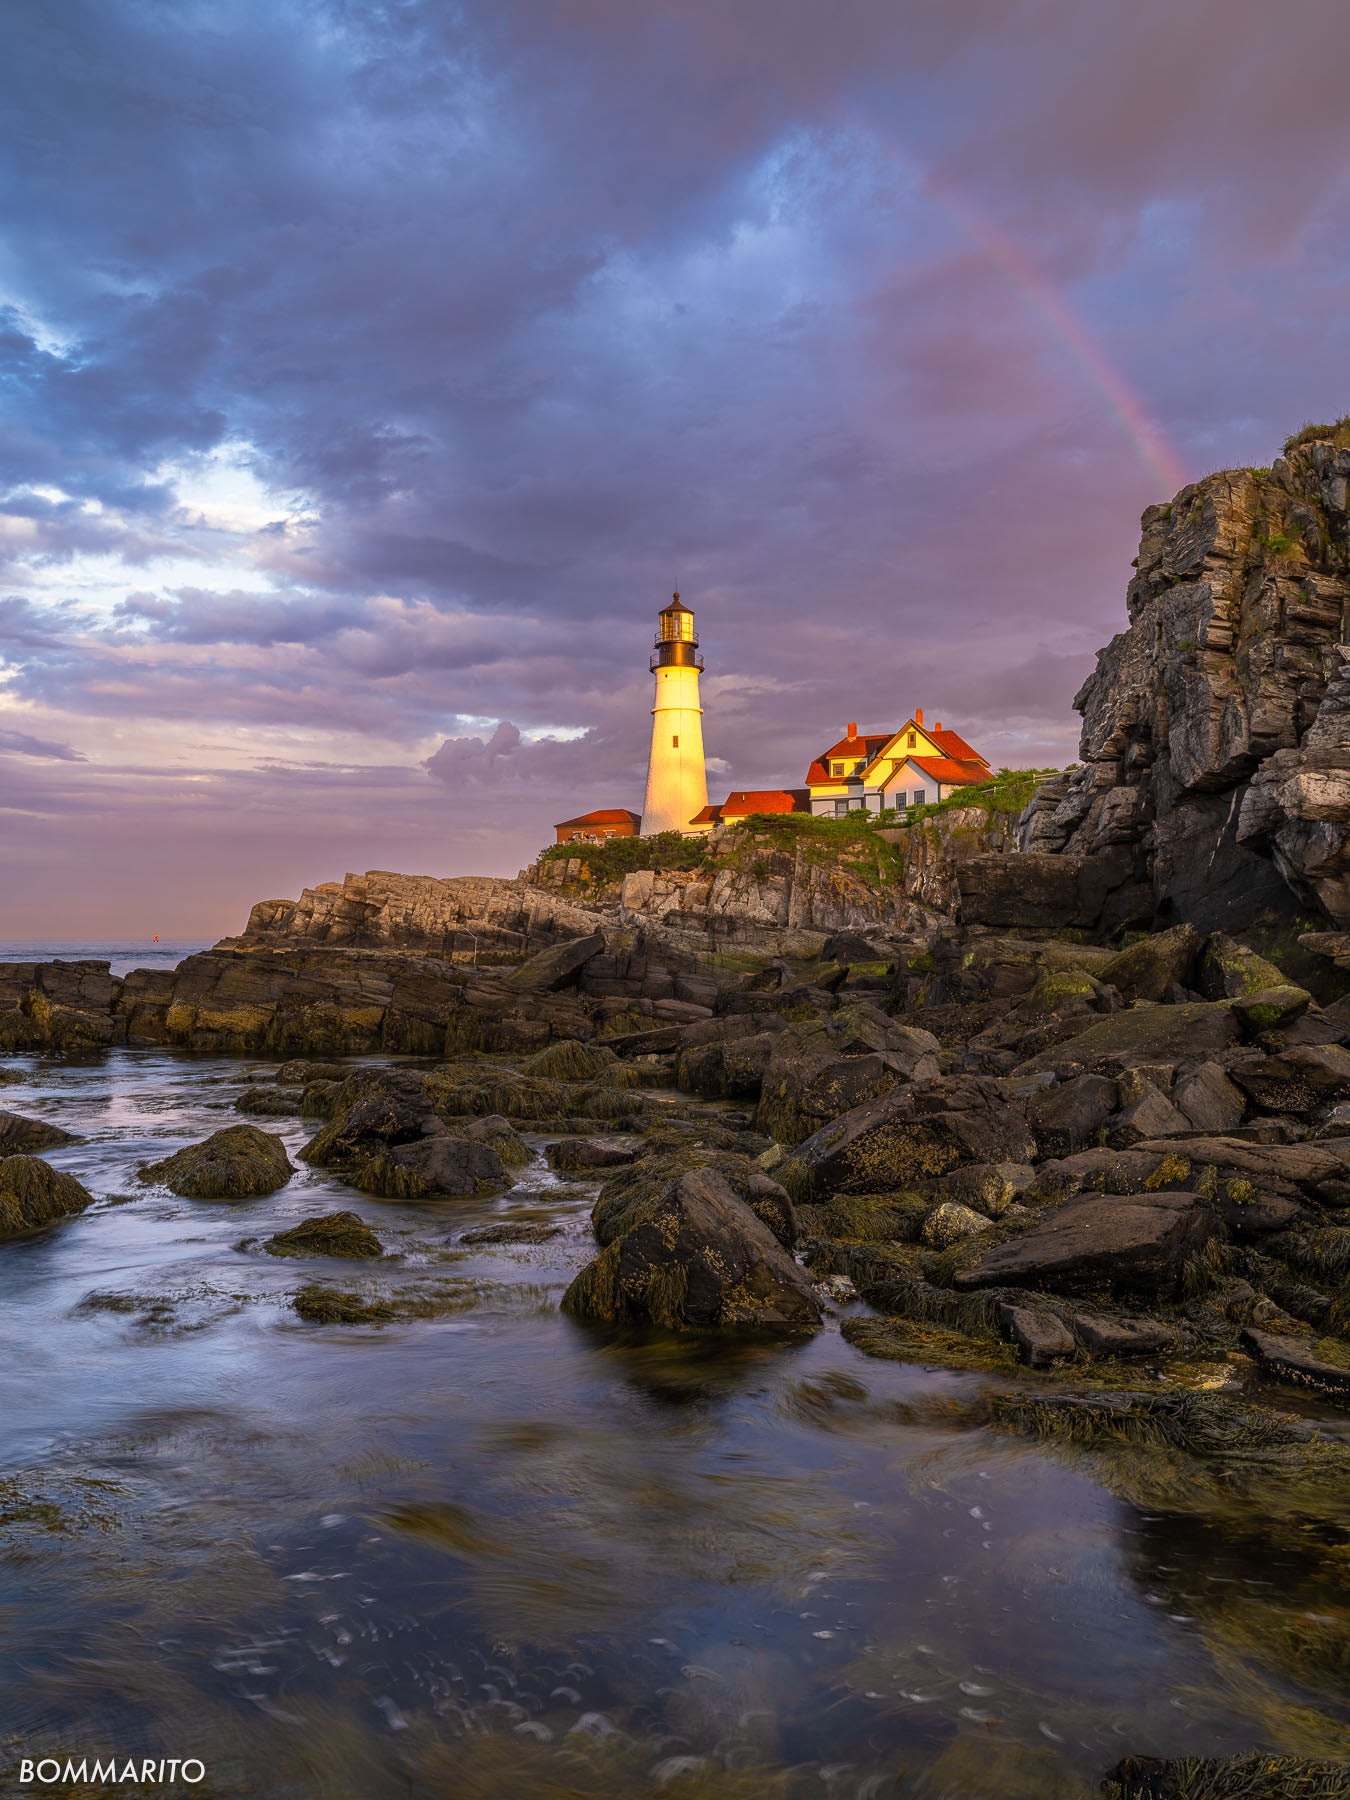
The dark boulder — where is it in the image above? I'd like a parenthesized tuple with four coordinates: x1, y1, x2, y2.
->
(0, 1110, 76, 1153)
(562, 1167, 821, 1332)
(140, 1124, 294, 1199)
(594, 1150, 798, 1250)
(1070, 1312, 1180, 1357)
(235, 1086, 304, 1117)
(0, 1155, 95, 1237)
(781, 1075, 1035, 1203)
(276, 1059, 349, 1086)
(1027, 1074, 1119, 1155)
(506, 929, 606, 992)
(996, 1301, 1075, 1367)
(1096, 925, 1200, 1003)
(1014, 1002, 1240, 1074)
(264, 1211, 383, 1258)
(1173, 1062, 1245, 1133)
(546, 1138, 638, 1175)
(953, 1191, 1215, 1299)
(365, 1134, 509, 1199)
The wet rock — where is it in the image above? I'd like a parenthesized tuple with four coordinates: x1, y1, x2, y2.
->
(594, 1150, 798, 1250)
(1173, 1062, 1246, 1133)
(1131, 1134, 1350, 1204)
(1108, 1085, 1191, 1146)
(235, 1086, 304, 1117)
(1216, 1191, 1309, 1237)
(922, 1200, 993, 1249)
(506, 928, 606, 992)
(821, 930, 892, 964)
(521, 1039, 616, 1081)
(545, 1138, 638, 1175)
(997, 1302, 1075, 1367)
(781, 1075, 1034, 1203)
(1070, 1312, 1179, 1357)
(954, 1191, 1215, 1299)
(1096, 925, 1200, 1003)
(1027, 1074, 1119, 1156)
(1014, 1002, 1240, 1074)
(1030, 1147, 1176, 1199)
(1240, 1327, 1350, 1398)
(292, 1285, 398, 1324)
(677, 1029, 781, 1100)
(264, 1211, 384, 1258)
(1197, 932, 1293, 1002)
(930, 1160, 1036, 1218)
(373, 1134, 510, 1199)
(561, 1167, 821, 1332)
(140, 1124, 294, 1199)
(0, 1110, 77, 1153)
(1103, 1752, 1350, 1800)
(276, 1059, 349, 1085)
(458, 1221, 563, 1245)
(0, 1155, 95, 1236)
(1232, 984, 1313, 1032)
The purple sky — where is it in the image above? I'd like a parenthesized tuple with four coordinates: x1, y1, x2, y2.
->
(2, 0, 1349, 936)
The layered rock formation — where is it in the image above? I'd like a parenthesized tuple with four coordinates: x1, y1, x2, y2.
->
(997, 432, 1350, 931)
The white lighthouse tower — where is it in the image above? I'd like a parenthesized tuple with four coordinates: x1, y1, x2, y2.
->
(641, 592, 708, 835)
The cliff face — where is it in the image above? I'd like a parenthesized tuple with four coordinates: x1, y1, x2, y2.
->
(1018, 434, 1350, 930)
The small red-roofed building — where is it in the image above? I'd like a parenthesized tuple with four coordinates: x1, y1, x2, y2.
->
(554, 808, 642, 845)
(689, 788, 810, 829)
(805, 711, 992, 816)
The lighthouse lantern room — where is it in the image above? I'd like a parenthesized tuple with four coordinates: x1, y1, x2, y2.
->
(641, 592, 708, 835)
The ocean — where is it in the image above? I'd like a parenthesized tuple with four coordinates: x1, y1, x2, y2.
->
(0, 939, 213, 977)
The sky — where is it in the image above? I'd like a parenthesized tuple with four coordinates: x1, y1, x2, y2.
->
(2, 0, 1349, 937)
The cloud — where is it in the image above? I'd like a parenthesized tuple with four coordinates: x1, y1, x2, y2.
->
(0, 725, 86, 760)
(1, 0, 1348, 930)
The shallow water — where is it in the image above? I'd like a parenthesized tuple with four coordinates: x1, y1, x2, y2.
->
(0, 1049, 1346, 1798)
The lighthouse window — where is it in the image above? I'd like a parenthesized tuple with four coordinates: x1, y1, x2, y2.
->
(672, 734, 679, 748)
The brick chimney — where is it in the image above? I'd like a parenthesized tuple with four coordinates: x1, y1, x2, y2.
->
(915, 707, 924, 726)
(934, 719, 942, 731)
(847, 721, 857, 738)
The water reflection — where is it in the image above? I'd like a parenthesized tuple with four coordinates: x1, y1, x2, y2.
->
(0, 1048, 1345, 1796)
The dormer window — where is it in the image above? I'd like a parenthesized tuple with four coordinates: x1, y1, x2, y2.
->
(831, 761, 845, 776)
(907, 731, 917, 748)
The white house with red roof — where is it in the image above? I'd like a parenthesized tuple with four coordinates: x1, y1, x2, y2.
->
(804, 710, 990, 816)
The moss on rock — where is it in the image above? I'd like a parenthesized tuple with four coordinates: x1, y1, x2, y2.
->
(140, 1124, 294, 1199)
(0, 1155, 95, 1237)
(264, 1211, 383, 1258)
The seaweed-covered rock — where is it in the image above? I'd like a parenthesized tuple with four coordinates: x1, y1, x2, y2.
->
(594, 1150, 798, 1250)
(545, 1138, 638, 1175)
(1096, 925, 1200, 1004)
(1014, 1002, 1240, 1074)
(140, 1125, 294, 1199)
(954, 1191, 1215, 1299)
(562, 1167, 821, 1332)
(1104, 1752, 1350, 1800)
(0, 1110, 76, 1153)
(1241, 1328, 1350, 1399)
(235, 1086, 304, 1117)
(0, 1155, 95, 1236)
(276, 1059, 349, 1086)
(921, 1201, 992, 1249)
(1198, 932, 1293, 1001)
(264, 1211, 384, 1258)
(781, 1075, 1034, 1203)
(362, 1134, 509, 1199)
(521, 1038, 615, 1082)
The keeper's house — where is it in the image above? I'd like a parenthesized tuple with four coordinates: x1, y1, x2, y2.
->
(554, 808, 641, 845)
(804, 710, 991, 817)
(688, 788, 810, 830)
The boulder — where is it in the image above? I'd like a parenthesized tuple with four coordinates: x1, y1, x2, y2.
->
(1027, 1075, 1119, 1156)
(276, 1059, 349, 1085)
(953, 1191, 1215, 1298)
(997, 1302, 1075, 1367)
(1096, 925, 1200, 1003)
(929, 1160, 1036, 1218)
(1014, 1002, 1240, 1074)
(1108, 1086, 1192, 1146)
(781, 1075, 1035, 1203)
(1070, 1312, 1179, 1357)
(140, 1125, 294, 1199)
(1131, 1134, 1350, 1204)
(1173, 1062, 1246, 1133)
(235, 1086, 304, 1117)
(677, 1030, 780, 1099)
(921, 1201, 993, 1249)
(1232, 985, 1313, 1032)
(521, 1039, 617, 1082)
(0, 1155, 95, 1237)
(370, 1134, 509, 1199)
(0, 1110, 76, 1153)
(1197, 931, 1293, 1001)
(506, 929, 606, 992)
(546, 1138, 639, 1175)
(264, 1211, 383, 1258)
(1240, 1328, 1350, 1398)
(594, 1151, 798, 1250)
(561, 1167, 821, 1332)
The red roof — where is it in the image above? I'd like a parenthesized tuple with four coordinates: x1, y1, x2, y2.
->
(904, 756, 993, 788)
(691, 789, 808, 825)
(555, 808, 641, 828)
(805, 731, 892, 786)
(926, 725, 984, 764)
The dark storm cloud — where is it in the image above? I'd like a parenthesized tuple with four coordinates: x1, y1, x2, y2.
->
(2, 0, 1349, 930)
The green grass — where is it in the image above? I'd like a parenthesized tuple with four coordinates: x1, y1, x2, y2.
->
(1283, 415, 1350, 456)
(536, 829, 711, 883)
(1265, 531, 1295, 555)
(900, 766, 1057, 827)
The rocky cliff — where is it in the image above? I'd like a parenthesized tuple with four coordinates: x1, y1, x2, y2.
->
(1006, 429, 1350, 932)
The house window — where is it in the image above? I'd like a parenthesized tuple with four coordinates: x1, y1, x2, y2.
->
(831, 761, 844, 776)
(672, 735, 679, 748)
(834, 800, 849, 818)
(913, 788, 927, 806)
(907, 732, 916, 748)
(893, 790, 907, 808)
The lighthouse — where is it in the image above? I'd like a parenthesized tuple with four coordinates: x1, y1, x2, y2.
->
(641, 592, 708, 835)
